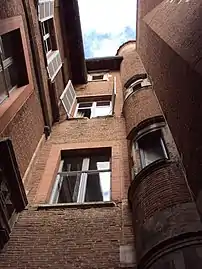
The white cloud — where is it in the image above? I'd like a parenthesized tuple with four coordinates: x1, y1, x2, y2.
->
(78, 0, 137, 35)
(78, 0, 137, 57)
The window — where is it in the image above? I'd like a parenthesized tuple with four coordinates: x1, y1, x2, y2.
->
(0, 30, 28, 103)
(92, 74, 104, 80)
(41, 19, 54, 57)
(0, 169, 15, 223)
(88, 73, 109, 82)
(38, 0, 62, 81)
(125, 77, 151, 100)
(136, 130, 168, 169)
(0, 138, 28, 249)
(60, 80, 76, 117)
(50, 153, 111, 204)
(76, 101, 112, 118)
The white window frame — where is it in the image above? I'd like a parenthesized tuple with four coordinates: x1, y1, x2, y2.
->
(87, 73, 109, 82)
(60, 80, 76, 117)
(41, 21, 53, 57)
(74, 100, 112, 118)
(38, 1, 62, 81)
(38, 0, 55, 22)
(47, 50, 62, 81)
(50, 156, 111, 204)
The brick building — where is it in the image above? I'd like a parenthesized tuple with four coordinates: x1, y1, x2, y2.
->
(0, 0, 202, 268)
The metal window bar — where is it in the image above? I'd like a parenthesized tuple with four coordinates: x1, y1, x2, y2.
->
(57, 169, 111, 176)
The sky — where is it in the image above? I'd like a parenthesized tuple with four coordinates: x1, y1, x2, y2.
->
(78, 0, 137, 58)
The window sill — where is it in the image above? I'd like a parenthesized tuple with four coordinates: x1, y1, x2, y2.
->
(68, 115, 114, 120)
(36, 201, 116, 210)
(0, 84, 33, 133)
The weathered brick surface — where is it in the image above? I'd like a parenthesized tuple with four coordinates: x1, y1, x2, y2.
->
(130, 162, 192, 224)
(117, 42, 146, 87)
(1, 92, 44, 177)
(0, 207, 122, 269)
(123, 88, 162, 138)
(135, 202, 202, 262)
(137, 0, 202, 203)
(1, 70, 135, 269)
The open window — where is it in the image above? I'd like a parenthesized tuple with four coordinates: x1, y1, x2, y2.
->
(125, 77, 151, 100)
(0, 28, 29, 103)
(38, 0, 62, 81)
(0, 138, 28, 249)
(50, 149, 111, 204)
(75, 100, 112, 118)
(136, 129, 168, 169)
(88, 72, 109, 82)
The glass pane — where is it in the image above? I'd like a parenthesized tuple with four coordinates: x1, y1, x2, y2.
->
(89, 155, 110, 171)
(1, 31, 14, 59)
(0, 70, 8, 103)
(58, 174, 81, 203)
(92, 74, 104, 80)
(0, 170, 15, 220)
(138, 131, 165, 167)
(4, 64, 18, 91)
(78, 102, 92, 108)
(63, 157, 83, 172)
(85, 171, 111, 202)
(43, 21, 50, 35)
(77, 108, 91, 118)
(95, 105, 111, 117)
(96, 101, 111, 106)
(46, 37, 52, 52)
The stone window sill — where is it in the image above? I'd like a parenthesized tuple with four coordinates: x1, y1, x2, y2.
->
(36, 201, 116, 210)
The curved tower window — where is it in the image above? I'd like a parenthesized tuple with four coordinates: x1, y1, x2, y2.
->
(137, 130, 168, 168)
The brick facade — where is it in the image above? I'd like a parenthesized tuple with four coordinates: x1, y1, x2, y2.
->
(1, 1, 202, 269)
(0, 69, 134, 268)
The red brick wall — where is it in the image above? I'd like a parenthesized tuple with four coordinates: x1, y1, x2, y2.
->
(117, 42, 146, 86)
(1, 92, 44, 177)
(0, 0, 44, 177)
(0, 205, 135, 269)
(1, 71, 135, 269)
(123, 88, 162, 138)
(137, 0, 202, 201)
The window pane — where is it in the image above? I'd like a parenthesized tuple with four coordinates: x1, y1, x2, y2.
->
(58, 175, 81, 203)
(46, 37, 52, 52)
(89, 155, 110, 170)
(0, 171, 15, 220)
(96, 101, 111, 106)
(0, 71, 8, 103)
(4, 64, 18, 91)
(92, 74, 104, 80)
(77, 108, 91, 118)
(138, 131, 166, 167)
(78, 102, 92, 108)
(85, 171, 111, 202)
(95, 105, 111, 117)
(1, 32, 13, 59)
(63, 157, 83, 172)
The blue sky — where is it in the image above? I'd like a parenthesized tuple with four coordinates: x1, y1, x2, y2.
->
(78, 0, 137, 58)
